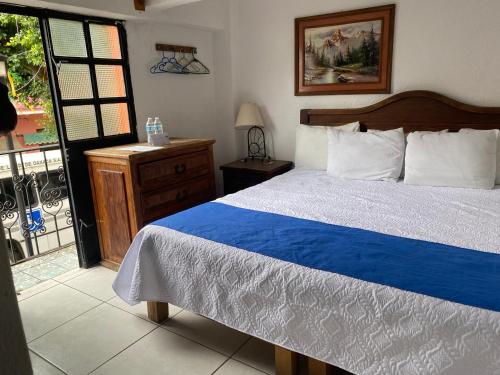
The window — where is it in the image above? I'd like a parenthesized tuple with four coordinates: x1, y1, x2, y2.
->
(47, 18, 135, 143)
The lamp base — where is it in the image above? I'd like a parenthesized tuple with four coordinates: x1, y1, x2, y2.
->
(247, 126, 266, 159)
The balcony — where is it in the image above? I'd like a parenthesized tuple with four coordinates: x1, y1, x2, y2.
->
(0, 144, 78, 291)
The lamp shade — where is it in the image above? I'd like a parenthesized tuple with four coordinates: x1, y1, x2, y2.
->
(235, 102, 264, 129)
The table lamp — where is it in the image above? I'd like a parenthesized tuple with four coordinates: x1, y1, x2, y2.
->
(235, 102, 267, 160)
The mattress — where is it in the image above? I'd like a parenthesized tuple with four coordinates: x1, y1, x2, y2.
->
(114, 169, 500, 375)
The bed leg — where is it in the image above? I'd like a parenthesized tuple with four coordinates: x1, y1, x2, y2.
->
(308, 357, 333, 375)
(309, 357, 351, 375)
(275, 346, 298, 375)
(147, 302, 169, 323)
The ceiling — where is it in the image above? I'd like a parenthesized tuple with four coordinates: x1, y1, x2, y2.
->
(7, 0, 207, 19)
(146, 0, 204, 10)
(6, 0, 223, 30)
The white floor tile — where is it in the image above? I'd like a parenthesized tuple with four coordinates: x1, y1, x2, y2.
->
(17, 279, 59, 302)
(53, 267, 91, 283)
(30, 351, 65, 375)
(233, 338, 275, 375)
(215, 359, 267, 375)
(29, 304, 156, 375)
(64, 266, 116, 301)
(107, 296, 182, 322)
(91, 326, 227, 375)
(20, 284, 101, 342)
(162, 310, 249, 356)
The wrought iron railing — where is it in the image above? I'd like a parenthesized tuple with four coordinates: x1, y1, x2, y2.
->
(0, 143, 75, 265)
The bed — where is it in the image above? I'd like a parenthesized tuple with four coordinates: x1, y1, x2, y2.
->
(113, 91, 500, 375)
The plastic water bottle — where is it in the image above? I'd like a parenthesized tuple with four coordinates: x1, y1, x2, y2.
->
(157, 117, 170, 145)
(153, 117, 163, 135)
(145, 117, 154, 144)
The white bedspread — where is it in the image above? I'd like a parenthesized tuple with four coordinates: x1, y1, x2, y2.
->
(114, 169, 500, 375)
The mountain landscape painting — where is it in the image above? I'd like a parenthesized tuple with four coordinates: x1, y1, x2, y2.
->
(295, 5, 395, 95)
(304, 20, 382, 85)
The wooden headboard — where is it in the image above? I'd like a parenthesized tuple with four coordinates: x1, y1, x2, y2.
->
(300, 91, 500, 132)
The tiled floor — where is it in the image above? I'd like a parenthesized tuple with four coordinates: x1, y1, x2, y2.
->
(12, 245, 80, 293)
(19, 265, 279, 375)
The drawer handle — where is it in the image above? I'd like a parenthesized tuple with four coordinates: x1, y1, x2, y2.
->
(175, 190, 188, 203)
(174, 164, 186, 174)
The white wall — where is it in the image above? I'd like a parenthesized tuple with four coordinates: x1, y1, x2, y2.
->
(126, 18, 236, 194)
(154, 0, 226, 30)
(233, 0, 500, 161)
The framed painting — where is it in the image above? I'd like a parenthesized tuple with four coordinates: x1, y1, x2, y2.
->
(295, 4, 395, 95)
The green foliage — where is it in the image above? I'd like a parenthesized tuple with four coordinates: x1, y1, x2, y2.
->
(360, 27, 379, 68)
(334, 50, 345, 67)
(0, 13, 56, 136)
(346, 46, 352, 65)
(360, 37, 369, 67)
(367, 26, 379, 67)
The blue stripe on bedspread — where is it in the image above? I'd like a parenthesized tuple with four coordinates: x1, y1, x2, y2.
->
(152, 202, 500, 312)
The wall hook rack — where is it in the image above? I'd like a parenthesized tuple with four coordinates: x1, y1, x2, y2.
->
(151, 43, 210, 75)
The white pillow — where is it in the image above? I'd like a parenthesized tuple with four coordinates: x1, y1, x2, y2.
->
(399, 130, 449, 178)
(459, 128, 500, 185)
(294, 122, 360, 170)
(326, 127, 405, 181)
(404, 131, 498, 189)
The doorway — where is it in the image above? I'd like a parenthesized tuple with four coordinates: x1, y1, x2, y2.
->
(0, 12, 76, 277)
(1, 4, 137, 287)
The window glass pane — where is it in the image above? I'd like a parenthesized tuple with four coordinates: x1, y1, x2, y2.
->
(63, 106, 98, 141)
(49, 19, 87, 58)
(101, 103, 130, 136)
(90, 24, 122, 59)
(58, 64, 93, 100)
(95, 65, 125, 98)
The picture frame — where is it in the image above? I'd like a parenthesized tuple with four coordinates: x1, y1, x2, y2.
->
(295, 4, 395, 96)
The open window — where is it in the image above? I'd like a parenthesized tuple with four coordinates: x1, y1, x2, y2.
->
(46, 17, 136, 144)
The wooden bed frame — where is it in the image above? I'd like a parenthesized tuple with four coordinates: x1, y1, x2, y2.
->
(301, 90, 500, 132)
(147, 90, 500, 375)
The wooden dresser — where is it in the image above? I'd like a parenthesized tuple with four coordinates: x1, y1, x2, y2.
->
(85, 138, 216, 270)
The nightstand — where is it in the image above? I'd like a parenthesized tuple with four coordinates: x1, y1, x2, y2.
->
(220, 159, 293, 195)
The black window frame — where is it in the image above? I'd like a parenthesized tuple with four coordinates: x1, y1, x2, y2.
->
(0, 3, 138, 146)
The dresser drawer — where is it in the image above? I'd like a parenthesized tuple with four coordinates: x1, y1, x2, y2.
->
(141, 176, 214, 222)
(138, 150, 210, 190)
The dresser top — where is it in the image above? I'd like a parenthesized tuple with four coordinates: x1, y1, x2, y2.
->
(85, 138, 215, 160)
